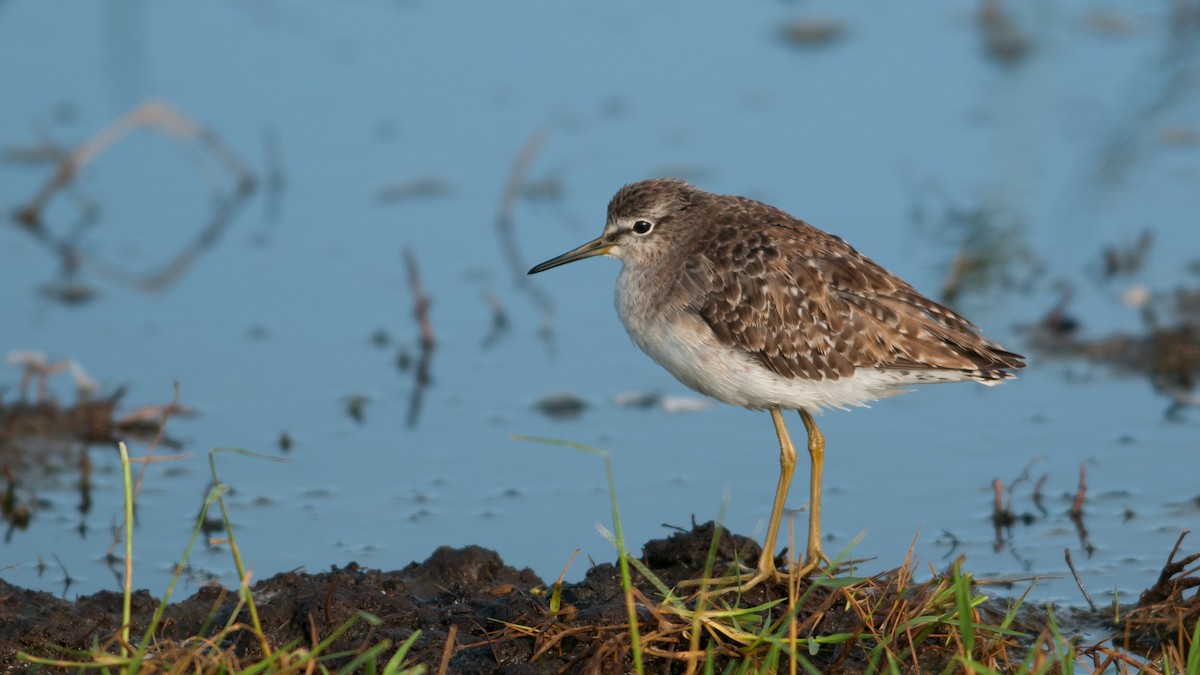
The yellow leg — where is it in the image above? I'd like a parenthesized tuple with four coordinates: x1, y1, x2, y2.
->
(753, 406, 798, 582)
(683, 406, 827, 593)
(798, 409, 830, 567)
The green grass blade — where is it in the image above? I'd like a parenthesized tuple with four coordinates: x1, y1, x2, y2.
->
(1187, 614, 1200, 675)
(118, 442, 134, 659)
(383, 630, 423, 674)
(952, 560, 976, 657)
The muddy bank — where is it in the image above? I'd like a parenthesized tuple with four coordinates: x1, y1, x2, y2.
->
(1, 522, 1194, 673)
(0, 523, 900, 673)
(0, 523, 1061, 673)
(5, 523, 753, 673)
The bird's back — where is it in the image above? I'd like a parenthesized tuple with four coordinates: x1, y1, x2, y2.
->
(659, 193, 1025, 388)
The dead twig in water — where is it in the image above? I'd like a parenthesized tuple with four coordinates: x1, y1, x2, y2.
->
(7, 351, 69, 401)
(1069, 464, 1095, 557)
(1065, 547, 1098, 611)
(262, 128, 286, 223)
(1004, 456, 1046, 519)
(495, 130, 555, 346)
(77, 445, 92, 523)
(405, 249, 435, 351)
(1138, 530, 1200, 606)
(992, 478, 1015, 528)
(104, 382, 192, 574)
(1070, 463, 1087, 517)
(1121, 530, 1200, 648)
(991, 477, 1014, 554)
(403, 248, 435, 429)
(130, 380, 186, 499)
(989, 476, 1034, 569)
(481, 290, 510, 349)
(1032, 473, 1048, 516)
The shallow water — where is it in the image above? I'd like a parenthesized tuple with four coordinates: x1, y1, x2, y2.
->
(1, 1, 1197, 606)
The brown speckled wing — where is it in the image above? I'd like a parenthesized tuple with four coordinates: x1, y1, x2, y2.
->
(679, 197, 1025, 382)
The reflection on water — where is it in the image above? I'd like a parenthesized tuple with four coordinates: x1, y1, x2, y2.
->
(496, 130, 556, 348)
(401, 247, 436, 429)
(11, 101, 256, 305)
(1091, 2, 1200, 185)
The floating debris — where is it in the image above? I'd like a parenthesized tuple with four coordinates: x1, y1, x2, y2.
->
(612, 391, 711, 414)
(1097, 230, 1153, 280)
(534, 392, 587, 419)
(1, 356, 188, 486)
(376, 176, 452, 203)
(1081, 8, 1140, 37)
(369, 328, 392, 348)
(343, 394, 370, 424)
(395, 348, 412, 371)
(1024, 278, 1200, 418)
(661, 396, 713, 414)
(613, 390, 661, 409)
(480, 290, 509, 349)
(37, 279, 99, 306)
(1120, 284, 1152, 309)
(977, 0, 1033, 65)
(778, 17, 847, 49)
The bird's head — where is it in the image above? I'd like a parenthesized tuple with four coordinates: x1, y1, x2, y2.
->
(528, 178, 704, 274)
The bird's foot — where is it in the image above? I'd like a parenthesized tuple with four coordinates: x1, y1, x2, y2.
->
(677, 556, 826, 594)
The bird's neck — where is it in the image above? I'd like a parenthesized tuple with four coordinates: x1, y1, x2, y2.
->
(614, 259, 677, 325)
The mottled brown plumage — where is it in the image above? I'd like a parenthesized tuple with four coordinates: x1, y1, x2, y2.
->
(528, 177, 1025, 586)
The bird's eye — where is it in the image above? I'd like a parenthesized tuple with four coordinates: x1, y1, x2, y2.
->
(632, 220, 654, 235)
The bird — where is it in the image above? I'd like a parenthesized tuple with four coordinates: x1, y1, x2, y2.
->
(528, 178, 1025, 588)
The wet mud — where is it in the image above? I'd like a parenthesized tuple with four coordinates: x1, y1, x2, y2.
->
(0, 525, 730, 673)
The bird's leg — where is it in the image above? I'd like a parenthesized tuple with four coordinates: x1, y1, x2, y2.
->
(798, 409, 831, 567)
(681, 407, 817, 593)
(709, 407, 797, 591)
(755, 406, 797, 582)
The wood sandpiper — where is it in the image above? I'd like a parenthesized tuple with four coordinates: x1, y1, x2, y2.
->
(528, 178, 1025, 588)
